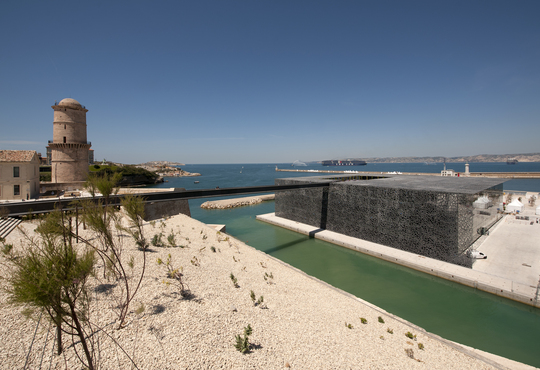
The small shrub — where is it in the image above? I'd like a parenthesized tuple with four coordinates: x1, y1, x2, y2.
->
(345, 322, 353, 329)
(234, 324, 253, 354)
(405, 331, 415, 339)
(418, 343, 424, 350)
(405, 348, 414, 359)
(360, 317, 367, 324)
(167, 231, 176, 247)
(2, 243, 13, 256)
(190, 256, 200, 266)
(211, 246, 216, 253)
(387, 328, 393, 334)
(157, 254, 189, 297)
(230, 273, 239, 288)
(250, 290, 256, 304)
(263, 272, 274, 284)
(135, 302, 145, 315)
(152, 233, 164, 247)
(378, 316, 385, 324)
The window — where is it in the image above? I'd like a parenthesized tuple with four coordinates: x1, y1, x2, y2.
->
(14, 185, 20, 196)
(63, 137, 66, 143)
(13, 166, 19, 177)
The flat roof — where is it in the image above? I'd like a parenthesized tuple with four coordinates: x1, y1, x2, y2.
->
(278, 174, 505, 194)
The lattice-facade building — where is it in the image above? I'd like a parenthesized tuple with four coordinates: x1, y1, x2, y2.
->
(275, 174, 505, 267)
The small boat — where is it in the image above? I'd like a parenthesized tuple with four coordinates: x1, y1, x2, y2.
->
(194, 181, 199, 184)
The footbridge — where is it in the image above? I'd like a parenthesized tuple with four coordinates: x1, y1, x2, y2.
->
(1, 182, 333, 217)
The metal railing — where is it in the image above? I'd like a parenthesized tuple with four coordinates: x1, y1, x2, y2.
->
(1, 182, 332, 217)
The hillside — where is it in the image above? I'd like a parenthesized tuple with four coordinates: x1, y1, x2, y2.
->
(331, 153, 540, 163)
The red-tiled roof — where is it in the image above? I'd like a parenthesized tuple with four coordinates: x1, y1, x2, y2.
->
(0, 150, 38, 162)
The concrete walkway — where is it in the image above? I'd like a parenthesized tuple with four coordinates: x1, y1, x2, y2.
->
(256, 212, 539, 307)
(474, 211, 540, 288)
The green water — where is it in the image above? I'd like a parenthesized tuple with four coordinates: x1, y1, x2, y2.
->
(191, 200, 540, 368)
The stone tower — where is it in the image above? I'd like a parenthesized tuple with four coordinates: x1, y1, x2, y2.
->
(50, 98, 91, 183)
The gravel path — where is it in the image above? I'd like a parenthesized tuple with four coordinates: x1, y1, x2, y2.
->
(0, 213, 514, 369)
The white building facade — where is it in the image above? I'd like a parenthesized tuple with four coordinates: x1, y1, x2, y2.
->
(0, 150, 40, 201)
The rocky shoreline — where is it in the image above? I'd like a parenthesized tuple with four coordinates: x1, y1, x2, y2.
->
(201, 194, 275, 209)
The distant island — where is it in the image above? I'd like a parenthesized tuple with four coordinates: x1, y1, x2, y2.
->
(135, 161, 200, 178)
(320, 153, 540, 164)
(137, 160, 185, 167)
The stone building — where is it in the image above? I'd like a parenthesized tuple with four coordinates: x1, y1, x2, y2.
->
(0, 150, 40, 201)
(49, 98, 92, 184)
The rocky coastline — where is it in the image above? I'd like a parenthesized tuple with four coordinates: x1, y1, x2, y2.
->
(201, 194, 275, 209)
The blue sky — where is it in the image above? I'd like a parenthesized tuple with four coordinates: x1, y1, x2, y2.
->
(1, 1, 539, 164)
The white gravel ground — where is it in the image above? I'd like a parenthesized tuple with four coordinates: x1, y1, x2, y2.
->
(0, 213, 514, 369)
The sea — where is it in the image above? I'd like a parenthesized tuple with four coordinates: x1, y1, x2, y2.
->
(146, 162, 540, 367)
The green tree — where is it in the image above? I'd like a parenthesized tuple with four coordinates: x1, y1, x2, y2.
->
(3, 210, 96, 368)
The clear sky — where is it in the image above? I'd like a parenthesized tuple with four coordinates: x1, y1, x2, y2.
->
(1, 1, 539, 164)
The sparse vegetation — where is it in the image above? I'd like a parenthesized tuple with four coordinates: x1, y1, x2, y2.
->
(263, 272, 274, 283)
(345, 322, 353, 329)
(234, 324, 253, 354)
(152, 233, 164, 247)
(405, 348, 414, 359)
(167, 231, 176, 247)
(418, 343, 424, 350)
(157, 253, 189, 297)
(80, 173, 148, 329)
(3, 209, 96, 368)
(405, 331, 416, 340)
(387, 328, 394, 334)
(360, 317, 367, 324)
(135, 302, 146, 315)
(230, 273, 239, 288)
(249, 290, 264, 307)
(378, 316, 385, 323)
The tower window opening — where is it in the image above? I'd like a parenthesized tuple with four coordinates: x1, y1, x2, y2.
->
(63, 137, 66, 143)
(64, 124, 66, 129)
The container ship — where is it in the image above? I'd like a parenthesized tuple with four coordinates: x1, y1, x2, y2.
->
(321, 160, 367, 166)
